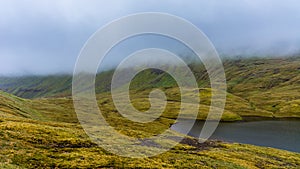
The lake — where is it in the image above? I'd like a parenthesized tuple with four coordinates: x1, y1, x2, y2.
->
(171, 120, 300, 153)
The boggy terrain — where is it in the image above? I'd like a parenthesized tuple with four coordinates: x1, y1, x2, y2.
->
(0, 90, 299, 168)
(0, 57, 300, 168)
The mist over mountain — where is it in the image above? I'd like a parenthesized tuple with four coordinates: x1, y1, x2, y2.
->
(1, 0, 300, 75)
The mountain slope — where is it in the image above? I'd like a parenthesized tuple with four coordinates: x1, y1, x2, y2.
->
(1, 57, 300, 120)
(0, 90, 76, 123)
(0, 91, 299, 168)
(1, 57, 300, 98)
(0, 75, 72, 98)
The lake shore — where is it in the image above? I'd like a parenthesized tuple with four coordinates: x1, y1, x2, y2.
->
(172, 119, 300, 153)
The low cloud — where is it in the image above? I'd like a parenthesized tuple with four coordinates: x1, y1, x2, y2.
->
(1, 0, 300, 75)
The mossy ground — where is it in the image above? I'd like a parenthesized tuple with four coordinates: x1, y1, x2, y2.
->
(1, 57, 300, 168)
(0, 90, 299, 168)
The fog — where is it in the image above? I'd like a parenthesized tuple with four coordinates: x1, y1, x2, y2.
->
(1, 0, 300, 75)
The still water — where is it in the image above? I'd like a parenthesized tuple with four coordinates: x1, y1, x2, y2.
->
(171, 120, 300, 152)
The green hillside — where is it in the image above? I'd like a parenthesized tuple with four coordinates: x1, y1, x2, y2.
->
(224, 57, 300, 119)
(0, 91, 299, 168)
(0, 75, 72, 98)
(0, 90, 76, 123)
(2, 57, 300, 99)
(1, 57, 300, 120)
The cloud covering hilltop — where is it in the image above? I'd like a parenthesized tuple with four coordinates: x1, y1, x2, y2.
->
(1, 0, 300, 75)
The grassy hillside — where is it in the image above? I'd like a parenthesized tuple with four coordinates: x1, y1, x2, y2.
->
(0, 90, 76, 123)
(0, 91, 299, 168)
(0, 75, 72, 98)
(1, 57, 300, 120)
(0, 57, 300, 98)
(224, 57, 300, 118)
(1, 57, 300, 98)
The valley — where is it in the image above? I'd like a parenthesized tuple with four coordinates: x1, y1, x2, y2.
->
(0, 57, 300, 168)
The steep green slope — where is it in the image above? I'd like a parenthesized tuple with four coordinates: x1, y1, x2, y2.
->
(0, 75, 72, 98)
(2, 57, 300, 99)
(224, 57, 300, 118)
(0, 90, 76, 123)
(0, 90, 35, 119)
(1, 57, 300, 120)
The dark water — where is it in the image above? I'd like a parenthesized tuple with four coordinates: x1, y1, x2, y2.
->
(171, 120, 300, 153)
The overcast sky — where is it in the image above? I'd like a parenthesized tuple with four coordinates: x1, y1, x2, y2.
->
(1, 0, 300, 75)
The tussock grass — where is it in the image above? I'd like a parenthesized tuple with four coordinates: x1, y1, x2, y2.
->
(1, 57, 300, 168)
(0, 90, 299, 168)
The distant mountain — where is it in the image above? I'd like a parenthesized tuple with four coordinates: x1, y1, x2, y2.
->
(1, 56, 300, 119)
(0, 75, 72, 98)
(1, 57, 300, 97)
(0, 56, 300, 168)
